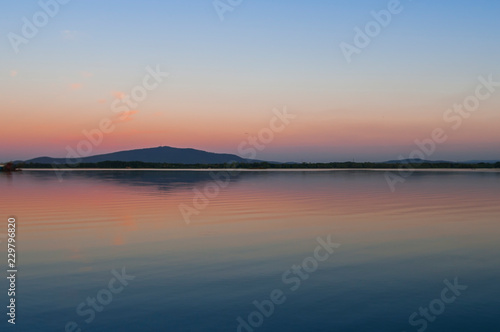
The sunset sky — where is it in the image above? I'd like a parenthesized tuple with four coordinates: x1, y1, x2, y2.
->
(1, 0, 499, 162)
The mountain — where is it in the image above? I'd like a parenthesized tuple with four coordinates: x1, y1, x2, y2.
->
(24, 146, 257, 165)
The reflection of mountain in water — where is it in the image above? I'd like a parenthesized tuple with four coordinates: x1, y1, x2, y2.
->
(22, 170, 245, 193)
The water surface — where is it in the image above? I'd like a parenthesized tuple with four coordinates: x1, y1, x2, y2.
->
(1, 170, 499, 331)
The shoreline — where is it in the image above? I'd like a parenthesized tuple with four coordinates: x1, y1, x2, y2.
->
(18, 168, 500, 172)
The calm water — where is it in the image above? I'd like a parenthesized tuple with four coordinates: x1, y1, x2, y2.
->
(1, 170, 499, 331)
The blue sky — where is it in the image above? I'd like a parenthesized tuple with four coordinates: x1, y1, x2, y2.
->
(1, 0, 499, 162)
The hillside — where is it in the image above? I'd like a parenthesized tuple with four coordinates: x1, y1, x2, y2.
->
(25, 146, 254, 165)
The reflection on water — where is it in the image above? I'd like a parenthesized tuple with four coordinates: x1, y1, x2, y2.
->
(1, 170, 499, 331)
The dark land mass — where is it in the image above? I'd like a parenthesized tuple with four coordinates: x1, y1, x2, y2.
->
(19, 160, 500, 169)
(8, 146, 500, 169)
(23, 146, 261, 165)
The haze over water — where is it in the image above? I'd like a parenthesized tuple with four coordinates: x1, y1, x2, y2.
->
(1, 170, 499, 331)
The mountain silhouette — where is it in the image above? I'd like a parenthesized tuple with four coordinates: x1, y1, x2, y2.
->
(25, 146, 258, 164)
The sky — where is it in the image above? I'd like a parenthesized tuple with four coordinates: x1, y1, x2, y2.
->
(1, 0, 499, 162)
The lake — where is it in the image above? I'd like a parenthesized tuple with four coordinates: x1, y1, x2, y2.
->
(1, 170, 499, 331)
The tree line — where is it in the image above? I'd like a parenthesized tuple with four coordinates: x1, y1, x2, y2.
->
(18, 160, 500, 169)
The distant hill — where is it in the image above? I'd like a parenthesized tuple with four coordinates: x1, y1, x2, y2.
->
(462, 160, 500, 164)
(383, 158, 452, 164)
(383, 158, 499, 164)
(25, 146, 257, 165)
